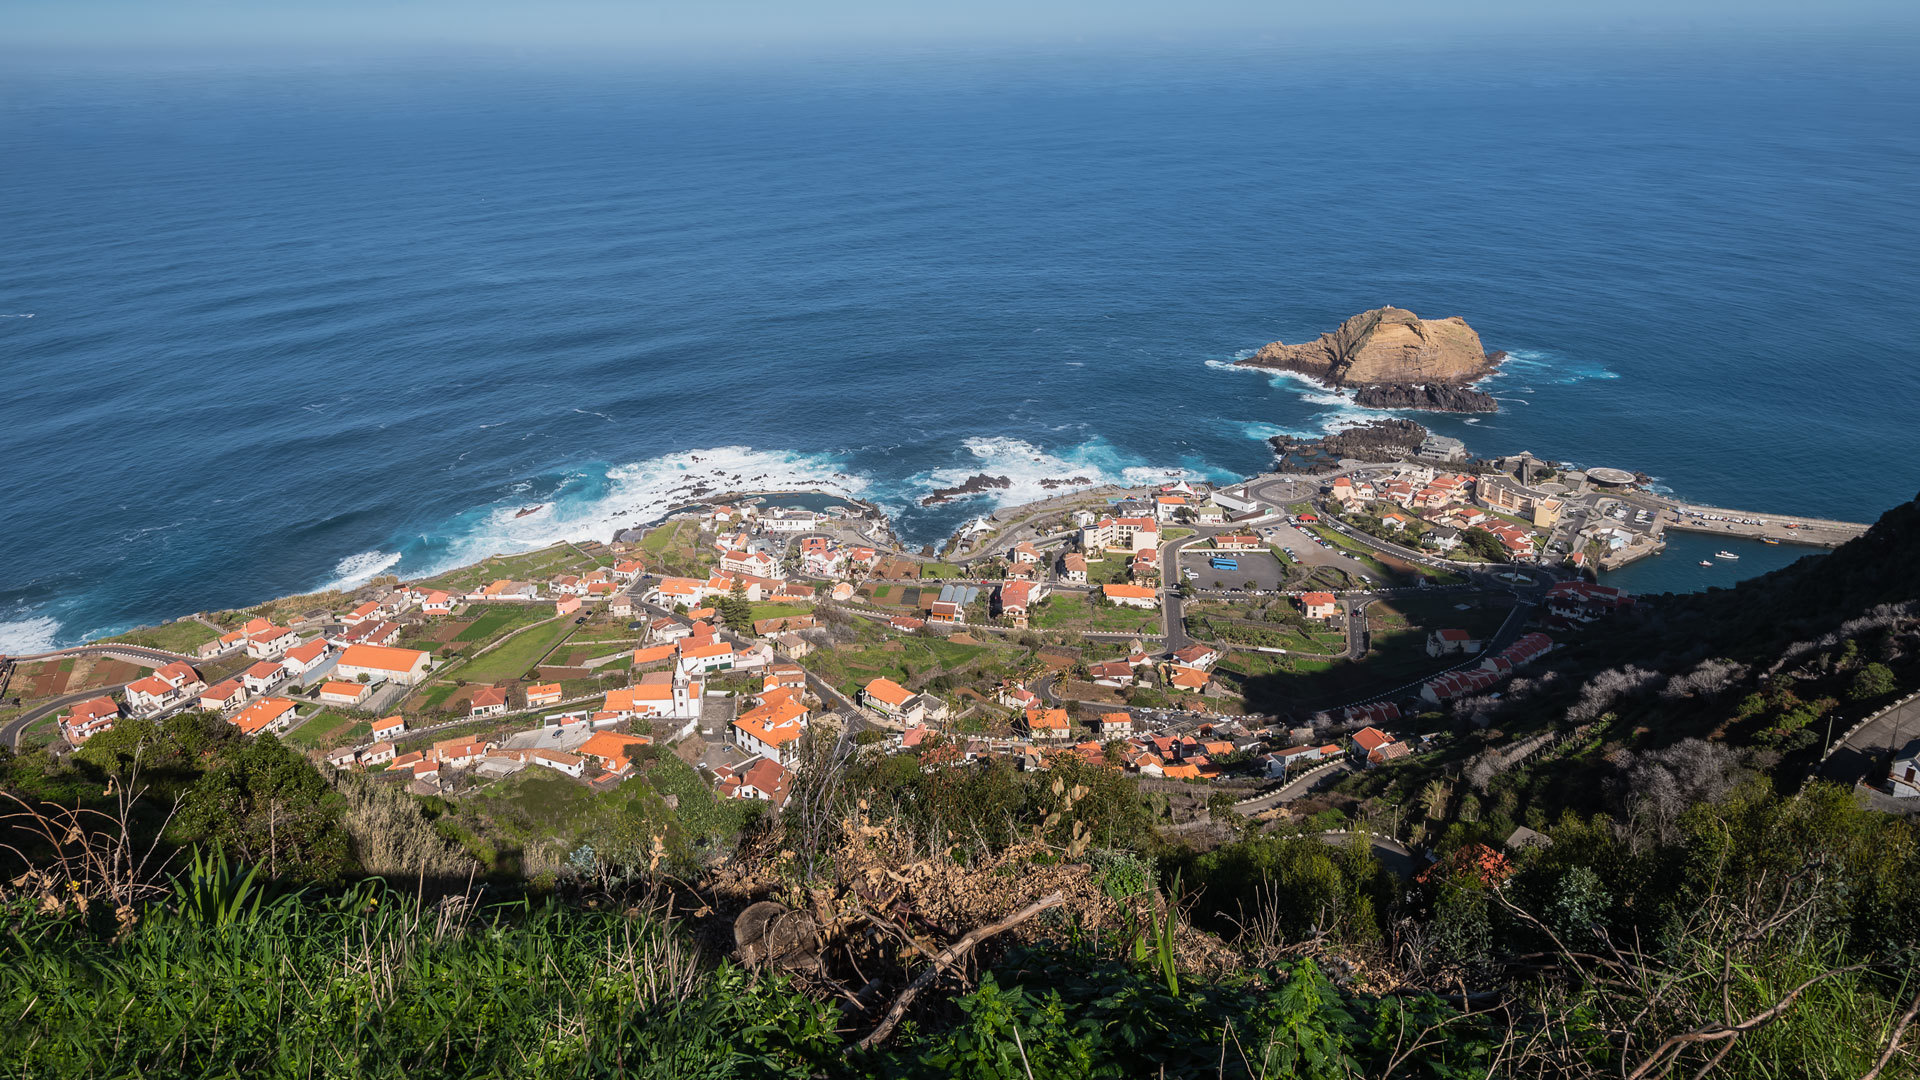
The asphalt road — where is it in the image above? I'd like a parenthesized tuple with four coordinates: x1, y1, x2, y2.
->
(1, 642, 209, 750)
(1821, 693, 1920, 788)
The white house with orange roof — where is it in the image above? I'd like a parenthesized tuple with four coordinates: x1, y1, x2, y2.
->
(319, 680, 371, 707)
(677, 637, 736, 674)
(421, 590, 455, 615)
(280, 638, 333, 680)
(1102, 583, 1159, 610)
(612, 559, 645, 582)
(529, 749, 584, 778)
(861, 677, 914, 718)
(59, 696, 121, 745)
(1059, 552, 1087, 584)
(342, 601, 382, 627)
(715, 755, 792, 807)
(1153, 495, 1187, 522)
(243, 660, 287, 696)
(199, 679, 246, 713)
(230, 696, 297, 737)
(602, 670, 704, 723)
(733, 699, 809, 765)
(334, 643, 432, 686)
(719, 549, 781, 579)
(995, 580, 1043, 628)
(526, 682, 563, 707)
(468, 686, 509, 717)
(1299, 592, 1340, 620)
(124, 661, 205, 713)
(370, 715, 407, 740)
(244, 625, 300, 659)
(579, 731, 653, 777)
(1022, 707, 1072, 741)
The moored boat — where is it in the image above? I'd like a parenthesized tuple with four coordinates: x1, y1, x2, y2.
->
(1715, 550, 1739, 560)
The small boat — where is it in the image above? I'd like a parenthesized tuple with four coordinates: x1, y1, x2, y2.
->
(1761, 537, 1780, 545)
(1715, 550, 1739, 560)
(1699, 560, 1714, 567)
(514, 504, 544, 519)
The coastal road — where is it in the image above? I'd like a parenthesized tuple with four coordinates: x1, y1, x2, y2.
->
(1820, 692, 1920, 789)
(1235, 759, 1356, 815)
(0, 642, 212, 751)
(4, 686, 136, 750)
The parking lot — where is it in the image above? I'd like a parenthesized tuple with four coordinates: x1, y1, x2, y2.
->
(1180, 548, 1290, 592)
(1254, 523, 1383, 584)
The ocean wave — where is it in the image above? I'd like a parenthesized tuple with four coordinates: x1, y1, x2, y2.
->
(325, 549, 403, 591)
(407, 446, 873, 578)
(896, 435, 1235, 516)
(1485, 348, 1619, 387)
(0, 614, 61, 655)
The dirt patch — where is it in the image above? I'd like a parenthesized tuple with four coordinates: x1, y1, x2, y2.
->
(429, 622, 472, 643)
(14, 662, 67, 700)
(1055, 679, 1125, 704)
(80, 658, 146, 690)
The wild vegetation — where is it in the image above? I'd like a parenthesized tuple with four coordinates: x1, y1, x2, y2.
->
(2, 497, 1919, 1076)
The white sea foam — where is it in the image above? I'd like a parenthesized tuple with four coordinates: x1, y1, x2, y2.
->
(1484, 348, 1619, 387)
(414, 446, 874, 578)
(900, 436, 1235, 515)
(0, 615, 61, 655)
(325, 549, 403, 591)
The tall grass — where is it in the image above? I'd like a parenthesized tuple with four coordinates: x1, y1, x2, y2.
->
(0, 865, 838, 1078)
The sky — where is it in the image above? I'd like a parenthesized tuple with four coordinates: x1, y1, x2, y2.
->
(8, 0, 1919, 61)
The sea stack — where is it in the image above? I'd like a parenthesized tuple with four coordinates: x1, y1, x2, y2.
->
(1240, 306, 1505, 412)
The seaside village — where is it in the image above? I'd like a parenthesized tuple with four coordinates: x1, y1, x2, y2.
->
(22, 454, 1667, 853)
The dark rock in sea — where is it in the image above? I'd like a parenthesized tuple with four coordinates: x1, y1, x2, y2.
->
(1037, 476, 1095, 490)
(920, 473, 1013, 507)
(1268, 419, 1430, 473)
(1352, 383, 1499, 413)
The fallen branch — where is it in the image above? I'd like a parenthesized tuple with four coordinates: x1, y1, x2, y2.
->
(1625, 963, 1867, 1080)
(855, 892, 1064, 1049)
(1861, 984, 1920, 1080)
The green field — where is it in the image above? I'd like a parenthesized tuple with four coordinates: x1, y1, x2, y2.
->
(640, 520, 697, 554)
(1031, 593, 1161, 633)
(452, 618, 577, 684)
(101, 620, 219, 654)
(799, 628, 997, 698)
(921, 562, 965, 578)
(747, 602, 813, 622)
(454, 605, 551, 644)
(287, 709, 357, 749)
(419, 543, 599, 594)
(1234, 591, 1512, 712)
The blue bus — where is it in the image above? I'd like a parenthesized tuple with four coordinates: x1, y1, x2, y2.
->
(1209, 557, 1239, 571)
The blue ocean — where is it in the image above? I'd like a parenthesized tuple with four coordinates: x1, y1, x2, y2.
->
(4, 35, 1919, 650)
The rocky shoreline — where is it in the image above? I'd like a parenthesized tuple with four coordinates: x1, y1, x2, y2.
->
(920, 473, 1011, 506)
(1352, 380, 1501, 413)
(919, 473, 1098, 506)
(1267, 419, 1431, 473)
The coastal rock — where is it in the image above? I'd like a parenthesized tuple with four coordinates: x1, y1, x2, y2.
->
(1352, 383, 1499, 413)
(1268, 419, 1430, 472)
(920, 473, 1013, 507)
(1243, 307, 1501, 390)
(1037, 476, 1095, 490)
